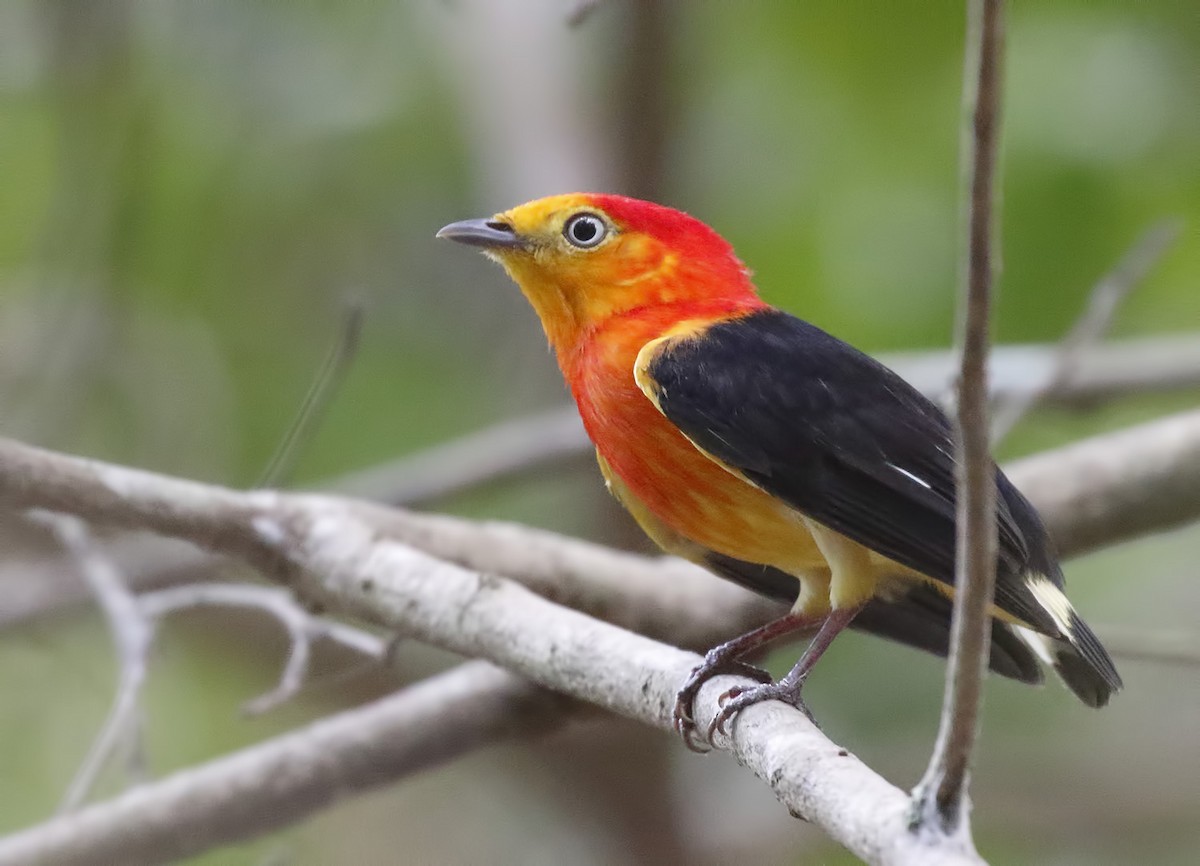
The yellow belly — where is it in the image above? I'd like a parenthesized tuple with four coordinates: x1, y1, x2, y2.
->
(595, 450, 898, 615)
(596, 442, 823, 568)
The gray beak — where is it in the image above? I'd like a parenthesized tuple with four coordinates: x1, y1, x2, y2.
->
(436, 218, 528, 249)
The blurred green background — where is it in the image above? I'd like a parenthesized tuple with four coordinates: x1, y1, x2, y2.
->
(1, 1, 1197, 863)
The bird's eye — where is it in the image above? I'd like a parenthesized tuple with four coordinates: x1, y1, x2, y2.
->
(563, 213, 608, 249)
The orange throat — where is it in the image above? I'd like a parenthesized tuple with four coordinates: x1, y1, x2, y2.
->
(564, 300, 809, 559)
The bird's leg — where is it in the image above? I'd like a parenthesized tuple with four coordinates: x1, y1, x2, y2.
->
(707, 604, 863, 743)
(673, 611, 823, 752)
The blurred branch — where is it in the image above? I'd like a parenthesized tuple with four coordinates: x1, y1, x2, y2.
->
(1007, 409, 1200, 558)
(26, 510, 390, 817)
(29, 513, 152, 814)
(256, 298, 364, 488)
(137, 582, 387, 715)
(1100, 625, 1200, 668)
(913, 0, 1004, 843)
(0, 661, 576, 866)
(991, 221, 1182, 442)
(613, 0, 674, 199)
(329, 407, 590, 505)
(0, 535, 214, 630)
(887, 335, 1200, 407)
(321, 335, 1200, 508)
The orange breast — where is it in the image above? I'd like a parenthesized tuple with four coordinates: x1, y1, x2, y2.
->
(567, 304, 825, 574)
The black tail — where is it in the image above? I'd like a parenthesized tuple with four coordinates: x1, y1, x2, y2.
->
(996, 475, 1123, 706)
(1042, 608, 1123, 708)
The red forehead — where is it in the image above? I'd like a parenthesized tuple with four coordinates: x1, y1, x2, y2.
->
(585, 194, 737, 259)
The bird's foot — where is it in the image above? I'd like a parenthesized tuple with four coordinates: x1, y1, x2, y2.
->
(673, 655, 772, 753)
(706, 676, 816, 744)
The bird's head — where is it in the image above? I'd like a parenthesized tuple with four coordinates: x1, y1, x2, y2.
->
(438, 193, 758, 355)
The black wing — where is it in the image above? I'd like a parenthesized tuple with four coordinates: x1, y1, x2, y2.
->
(639, 308, 1063, 634)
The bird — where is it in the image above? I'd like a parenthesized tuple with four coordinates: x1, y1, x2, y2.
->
(437, 193, 1122, 749)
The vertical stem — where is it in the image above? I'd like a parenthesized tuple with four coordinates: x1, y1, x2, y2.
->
(912, 0, 1005, 840)
(613, 0, 674, 200)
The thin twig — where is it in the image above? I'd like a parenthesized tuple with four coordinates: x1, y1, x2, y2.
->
(27, 518, 390, 813)
(256, 298, 364, 489)
(139, 582, 387, 714)
(912, 0, 1005, 843)
(27, 513, 155, 814)
(991, 220, 1182, 441)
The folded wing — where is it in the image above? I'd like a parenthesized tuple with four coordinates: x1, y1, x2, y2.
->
(635, 308, 1057, 636)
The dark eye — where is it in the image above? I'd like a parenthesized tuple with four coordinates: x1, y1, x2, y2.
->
(563, 213, 608, 249)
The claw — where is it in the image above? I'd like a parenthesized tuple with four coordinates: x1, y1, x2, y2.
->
(677, 719, 712, 754)
(706, 677, 817, 743)
(671, 657, 772, 751)
(673, 685, 711, 753)
(706, 684, 747, 742)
